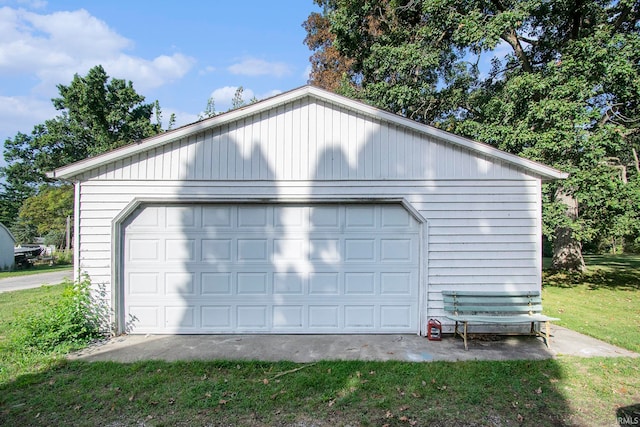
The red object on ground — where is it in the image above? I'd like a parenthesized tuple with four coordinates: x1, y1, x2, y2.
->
(427, 318, 442, 341)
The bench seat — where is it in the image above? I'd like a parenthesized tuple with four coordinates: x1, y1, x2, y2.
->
(442, 290, 559, 350)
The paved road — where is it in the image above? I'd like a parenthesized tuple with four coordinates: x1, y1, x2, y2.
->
(0, 269, 74, 293)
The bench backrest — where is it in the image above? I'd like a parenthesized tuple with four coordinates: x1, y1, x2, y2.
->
(442, 291, 543, 316)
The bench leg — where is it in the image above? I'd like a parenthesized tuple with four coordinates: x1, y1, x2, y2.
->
(453, 321, 469, 350)
(531, 321, 552, 349)
(544, 321, 551, 349)
(463, 321, 468, 351)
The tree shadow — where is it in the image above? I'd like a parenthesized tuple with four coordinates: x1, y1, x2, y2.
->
(543, 267, 640, 291)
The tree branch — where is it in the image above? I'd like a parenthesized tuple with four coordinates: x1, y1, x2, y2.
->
(490, 0, 533, 73)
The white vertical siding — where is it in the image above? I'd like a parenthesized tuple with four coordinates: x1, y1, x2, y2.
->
(85, 98, 532, 183)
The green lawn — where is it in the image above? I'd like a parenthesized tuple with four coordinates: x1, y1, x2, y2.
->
(543, 254, 640, 353)
(0, 264, 72, 279)
(0, 255, 638, 426)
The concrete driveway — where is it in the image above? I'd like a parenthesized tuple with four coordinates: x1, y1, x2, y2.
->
(0, 269, 73, 293)
(69, 325, 638, 363)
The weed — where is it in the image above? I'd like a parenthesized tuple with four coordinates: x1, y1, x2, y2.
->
(9, 275, 110, 354)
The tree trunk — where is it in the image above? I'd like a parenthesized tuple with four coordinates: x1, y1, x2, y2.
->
(551, 190, 586, 271)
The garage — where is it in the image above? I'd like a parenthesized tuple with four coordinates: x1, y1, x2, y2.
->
(48, 85, 566, 335)
(123, 203, 421, 334)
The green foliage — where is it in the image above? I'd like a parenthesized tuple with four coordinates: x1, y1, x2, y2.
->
(9, 217, 37, 245)
(54, 249, 74, 265)
(199, 86, 256, 121)
(11, 276, 109, 354)
(306, 0, 640, 255)
(17, 185, 73, 244)
(1, 65, 163, 229)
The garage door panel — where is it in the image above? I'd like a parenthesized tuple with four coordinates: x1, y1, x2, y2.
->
(128, 273, 159, 295)
(129, 239, 159, 261)
(346, 205, 376, 227)
(202, 273, 232, 294)
(309, 306, 339, 328)
(344, 272, 375, 294)
(165, 272, 195, 295)
(237, 273, 268, 294)
(381, 272, 413, 295)
(124, 204, 420, 334)
(273, 305, 303, 328)
(128, 206, 160, 228)
(274, 273, 304, 294)
(381, 205, 412, 227)
(310, 206, 340, 228)
(166, 306, 195, 329)
(201, 239, 232, 261)
(202, 206, 233, 227)
(237, 239, 268, 261)
(166, 239, 195, 261)
(345, 305, 375, 328)
(344, 239, 375, 261)
(238, 205, 269, 227)
(202, 306, 232, 328)
(275, 206, 306, 228)
(237, 306, 268, 328)
(129, 306, 160, 328)
(166, 206, 196, 228)
(381, 239, 414, 262)
(381, 306, 412, 328)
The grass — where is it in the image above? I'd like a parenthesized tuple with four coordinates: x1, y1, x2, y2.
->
(0, 255, 638, 426)
(543, 254, 640, 353)
(0, 356, 638, 426)
(0, 264, 72, 279)
(0, 285, 69, 382)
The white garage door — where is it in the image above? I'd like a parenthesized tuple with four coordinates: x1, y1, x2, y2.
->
(122, 203, 421, 334)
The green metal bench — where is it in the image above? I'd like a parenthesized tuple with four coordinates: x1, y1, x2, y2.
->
(442, 290, 559, 350)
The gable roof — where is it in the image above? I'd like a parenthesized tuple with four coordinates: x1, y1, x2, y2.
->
(48, 85, 567, 181)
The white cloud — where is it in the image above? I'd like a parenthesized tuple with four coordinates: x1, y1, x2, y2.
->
(8, 0, 47, 9)
(261, 89, 283, 99)
(103, 53, 195, 91)
(198, 65, 216, 76)
(302, 64, 312, 81)
(228, 57, 292, 78)
(0, 94, 56, 139)
(208, 86, 256, 112)
(0, 7, 195, 93)
(205, 86, 283, 114)
(150, 107, 199, 130)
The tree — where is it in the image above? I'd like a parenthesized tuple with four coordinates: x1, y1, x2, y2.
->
(0, 65, 163, 229)
(305, 0, 640, 269)
(17, 185, 74, 248)
(199, 86, 259, 121)
(303, 0, 355, 92)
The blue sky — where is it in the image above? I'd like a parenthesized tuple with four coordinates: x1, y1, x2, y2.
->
(0, 0, 320, 170)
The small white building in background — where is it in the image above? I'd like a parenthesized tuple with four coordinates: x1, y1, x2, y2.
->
(0, 222, 16, 271)
(49, 86, 567, 336)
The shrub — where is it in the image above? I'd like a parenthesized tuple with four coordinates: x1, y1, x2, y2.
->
(54, 249, 73, 265)
(13, 275, 110, 353)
